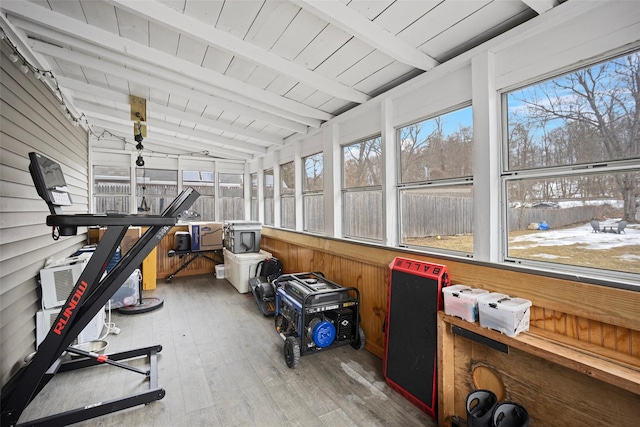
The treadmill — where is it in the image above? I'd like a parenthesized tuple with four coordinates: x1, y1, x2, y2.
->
(1, 152, 200, 427)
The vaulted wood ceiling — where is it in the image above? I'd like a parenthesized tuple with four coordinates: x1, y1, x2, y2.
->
(1, 0, 560, 161)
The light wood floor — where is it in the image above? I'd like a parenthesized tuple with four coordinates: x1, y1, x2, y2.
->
(19, 274, 437, 426)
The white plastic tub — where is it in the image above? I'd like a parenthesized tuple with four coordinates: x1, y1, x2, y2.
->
(442, 284, 489, 322)
(478, 292, 532, 337)
(223, 248, 271, 293)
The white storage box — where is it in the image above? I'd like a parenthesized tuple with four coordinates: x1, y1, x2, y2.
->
(478, 293, 532, 337)
(223, 248, 271, 293)
(442, 285, 489, 322)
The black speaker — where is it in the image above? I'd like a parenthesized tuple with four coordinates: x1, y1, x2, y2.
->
(384, 257, 450, 420)
(173, 232, 191, 251)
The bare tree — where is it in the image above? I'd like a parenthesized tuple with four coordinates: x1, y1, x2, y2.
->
(522, 52, 640, 221)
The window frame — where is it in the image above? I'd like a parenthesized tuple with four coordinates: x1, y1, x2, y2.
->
(500, 50, 640, 283)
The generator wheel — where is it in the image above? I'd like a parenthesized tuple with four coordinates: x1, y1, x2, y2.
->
(351, 326, 366, 350)
(284, 336, 300, 369)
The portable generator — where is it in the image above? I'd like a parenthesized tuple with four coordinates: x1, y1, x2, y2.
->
(274, 272, 365, 368)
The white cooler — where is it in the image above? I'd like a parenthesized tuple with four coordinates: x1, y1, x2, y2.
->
(223, 248, 271, 293)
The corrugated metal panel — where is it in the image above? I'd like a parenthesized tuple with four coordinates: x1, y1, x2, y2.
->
(0, 40, 88, 387)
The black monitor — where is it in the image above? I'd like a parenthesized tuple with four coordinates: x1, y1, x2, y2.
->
(29, 152, 72, 215)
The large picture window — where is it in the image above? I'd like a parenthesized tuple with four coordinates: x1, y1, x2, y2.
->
(183, 170, 214, 220)
(219, 173, 244, 221)
(504, 51, 640, 277)
(342, 136, 383, 241)
(280, 162, 295, 229)
(250, 173, 258, 221)
(93, 165, 130, 214)
(136, 168, 178, 215)
(303, 152, 324, 233)
(264, 169, 274, 226)
(397, 106, 474, 253)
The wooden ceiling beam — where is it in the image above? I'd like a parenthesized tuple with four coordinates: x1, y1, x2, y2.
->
(3, 1, 331, 124)
(293, 0, 440, 71)
(28, 39, 312, 134)
(109, 0, 371, 104)
(56, 76, 284, 146)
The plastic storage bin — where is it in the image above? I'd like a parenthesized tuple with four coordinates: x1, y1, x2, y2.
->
(478, 292, 532, 337)
(442, 284, 489, 322)
(223, 248, 271, 293)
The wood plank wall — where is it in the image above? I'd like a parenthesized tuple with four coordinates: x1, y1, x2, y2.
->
(1, 41, 89, 386)
(259, 228, 640, 363)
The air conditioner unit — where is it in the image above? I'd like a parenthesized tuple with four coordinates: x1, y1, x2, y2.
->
(36, 307, 105, 348)
(40, 253, 92, 309)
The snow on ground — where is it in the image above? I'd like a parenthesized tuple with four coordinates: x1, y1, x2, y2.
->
(510, 219, 639, 251)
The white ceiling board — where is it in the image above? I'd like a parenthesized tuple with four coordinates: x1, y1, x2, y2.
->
(346, 1, 394, 20)
(225, 56, 259, 84)
(245, 65, 280, 90)
(181, 0, 222, 26)
(47, 0, 86, 22)
(398, 1, 492, 51)
(294, 24, 352, 71)
(110, 0, 369, 104)
(13, 2, 333, 122)
(28, 39, 316, 131)
(113, 6, 149, 45)
(201, 45, 234, 75)
(295, 0, 439, 70)
(149, 20, 179, 55)
(80, 1, 120, 33)
(176, 33, 209, 65)
(371, 1, 439, 35)
(421, 1, 534, 61)
(270, 8, 328, 62)
(215, 0, 263, 39)
(2, 0, 553, 160)
(245, 1, 300, 50)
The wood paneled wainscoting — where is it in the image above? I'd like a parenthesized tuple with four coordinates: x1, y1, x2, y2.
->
(260, 228, 640, 426)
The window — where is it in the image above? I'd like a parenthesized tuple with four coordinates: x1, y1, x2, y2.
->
(136, 168, 178, 215)
(93, 165, 130, 214)
(250, 173, 258, 221)
(183, 170, 214, 220)
(219, 173, 244, 221)
(504, 51, 640, 276)
(280, 162, 295, 229)
(397, 106, 474, 254)
(342, 136, 383, 241)
(264, 169, 274, 226)
(303, 152, 324, 233)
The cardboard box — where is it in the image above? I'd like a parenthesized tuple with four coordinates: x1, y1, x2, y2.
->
(189, 222, 224, 251)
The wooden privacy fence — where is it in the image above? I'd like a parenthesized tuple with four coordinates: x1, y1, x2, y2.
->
(507, 205, 600, 231)
(400, 194, 600, 237)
